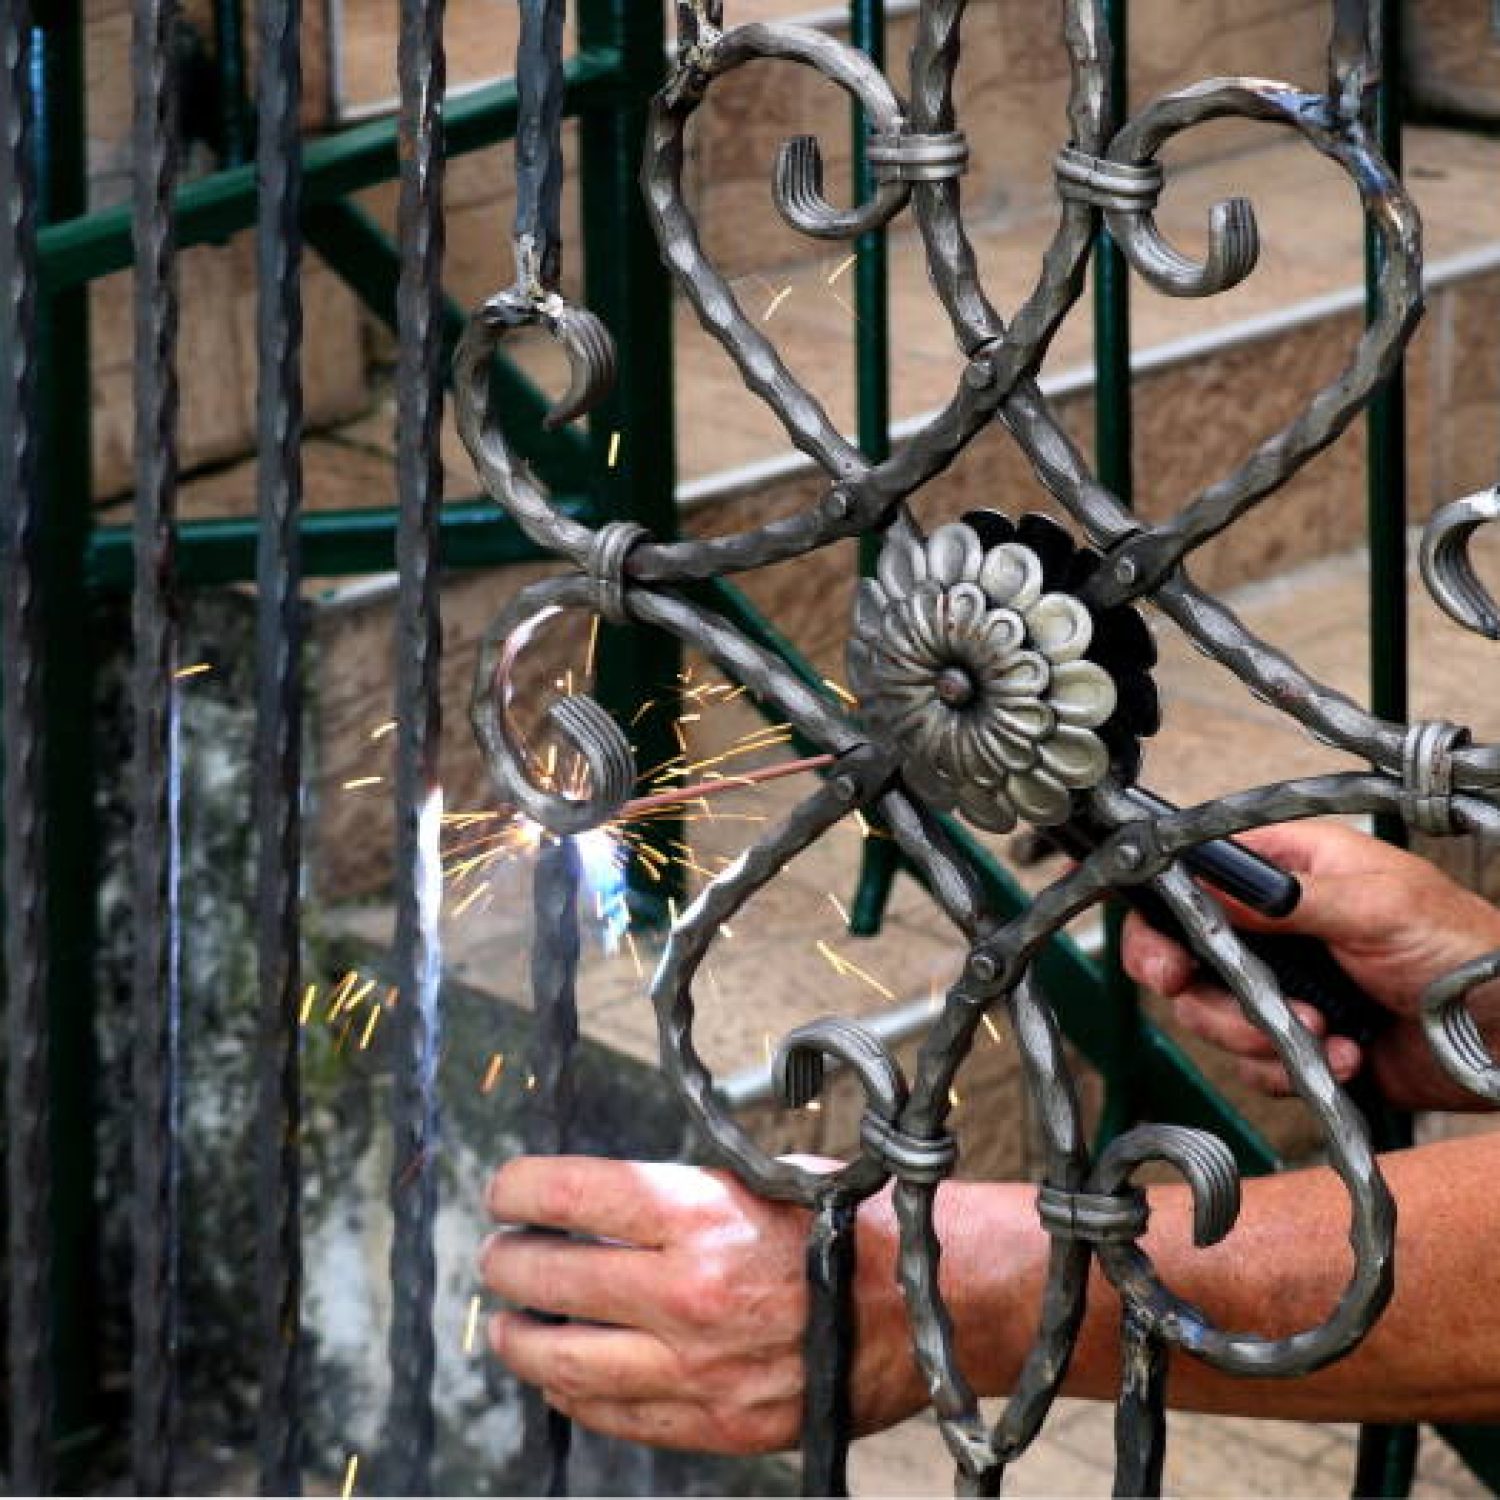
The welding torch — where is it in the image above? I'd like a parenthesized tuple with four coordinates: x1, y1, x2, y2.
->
(1048, 787, 1388, 1049)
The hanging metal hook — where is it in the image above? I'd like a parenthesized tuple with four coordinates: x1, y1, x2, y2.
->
(504, 0, 617, 426)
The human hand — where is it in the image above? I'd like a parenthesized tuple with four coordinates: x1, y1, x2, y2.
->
(1122, 820, 1500, 1110)
(478, 1156, 925, 1454)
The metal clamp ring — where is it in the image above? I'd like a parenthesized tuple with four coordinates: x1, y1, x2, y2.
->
(1054, 146, 1163, 214)
(1036, 1183, 1148, 1245)
(867, 128, 970, 184)
(1401, 719, 1470, 836)
(858, 1111, 957, 1185)
(588, 521, 649, 625)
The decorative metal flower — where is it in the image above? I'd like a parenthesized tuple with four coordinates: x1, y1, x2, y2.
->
(849, 514, 1152, 832)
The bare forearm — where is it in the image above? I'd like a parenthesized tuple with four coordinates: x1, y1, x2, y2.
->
(885, 1133, 1500, 1425)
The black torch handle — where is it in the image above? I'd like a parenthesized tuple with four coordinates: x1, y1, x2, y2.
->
(1118, 880, 1388, 1050)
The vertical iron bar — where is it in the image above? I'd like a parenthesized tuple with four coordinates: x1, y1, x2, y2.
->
(800, 1194, 857, 1498)
(577, 0, 679, 915)
(251, 0, 305, 1474)
(845, 0, 900, 939)
(1, 1, 53, 1488)
(129, 0, 184, 1480)
(528, 834, 582, 1497)
(1112, 1312, 1168, 1498)
(385, 0, 446, 1478)
(1092, 0, 1141, 1145)
(33, 0, 101, 1462)
(1355, 1, 1418, 1490)
(1365, 0, 1408, 849)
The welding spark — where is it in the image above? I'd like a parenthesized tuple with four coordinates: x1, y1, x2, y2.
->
(576, 825, 629, 952)
(342, 776, 383, 792)
(357, 1005, 381, 1051)
(341, 1454, 359, 1500)
(463, 1294, 484, 1354)
(174, 661, 213, 681)
(481, 1052, 506, 1094)
(369, 719, 399, 741)
(607, 431, 623, 469)
(826, 253, 857, 285)
(763, 286, 794, 321)
(816, 939, 896, 1001)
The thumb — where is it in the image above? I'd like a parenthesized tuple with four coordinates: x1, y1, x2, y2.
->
(1205, 867, 1377, 949)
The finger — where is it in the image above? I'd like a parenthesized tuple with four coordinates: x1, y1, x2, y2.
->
(549, 1392, 794, 1457)
(545, 1394, 711, 1452)
(480, 1232, 665, 1326)
(1121, 911, 1197, 994)
(489, 1310, 682, 1402)
(1236, 1039, 1361, 1098)
(1236, 1057, 1297, 1097)
(487, 1156, 681, 1245)
(1174, 988, 1327, 1060)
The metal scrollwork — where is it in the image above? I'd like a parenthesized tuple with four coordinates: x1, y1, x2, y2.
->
(461, 0, 1500, 1494)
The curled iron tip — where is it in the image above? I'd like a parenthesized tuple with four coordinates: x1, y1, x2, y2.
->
(470, 582, 639, 837)
(1421, 951, 1500, 1105)
(772, 133, 910, 242)
(1109, 193, 1260, 299)
(543, 304, 619, 429)
(475, 286, 618, 430)
(771, 1016, 906, 1121)
(1094, 1124, 1241, 1248)
(1421, 489, 1500, 641)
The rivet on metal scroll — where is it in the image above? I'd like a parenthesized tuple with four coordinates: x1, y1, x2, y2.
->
(458, 1, 1500, 1496)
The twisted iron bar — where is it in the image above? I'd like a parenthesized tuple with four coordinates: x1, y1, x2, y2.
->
(1, 1, 54, 1489)
(129, 0, 184, 1482)
(384, 0, 447, 1480)
(251, 0, 307, 1478)
(460, 0, 1500, 1494)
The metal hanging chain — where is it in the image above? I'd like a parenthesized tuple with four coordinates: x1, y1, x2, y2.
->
(456, 0, 1500, 1495)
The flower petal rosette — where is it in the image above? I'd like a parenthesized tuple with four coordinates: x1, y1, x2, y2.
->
(849, 516, 1158, 833)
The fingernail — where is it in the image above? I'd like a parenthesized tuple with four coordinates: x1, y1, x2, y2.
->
(1330, 1040, 1360, 1075)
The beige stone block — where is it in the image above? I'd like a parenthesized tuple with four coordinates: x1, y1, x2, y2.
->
(90, 236, 368, 501)
(1406, 0, 1500, 120)
(1430, 270, 1500, 506)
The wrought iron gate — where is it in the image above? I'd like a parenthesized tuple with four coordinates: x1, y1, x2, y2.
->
(7, 0, 1500, 1493)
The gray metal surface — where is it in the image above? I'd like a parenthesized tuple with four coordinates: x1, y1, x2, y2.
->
(459, 1, 1500, 1496)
